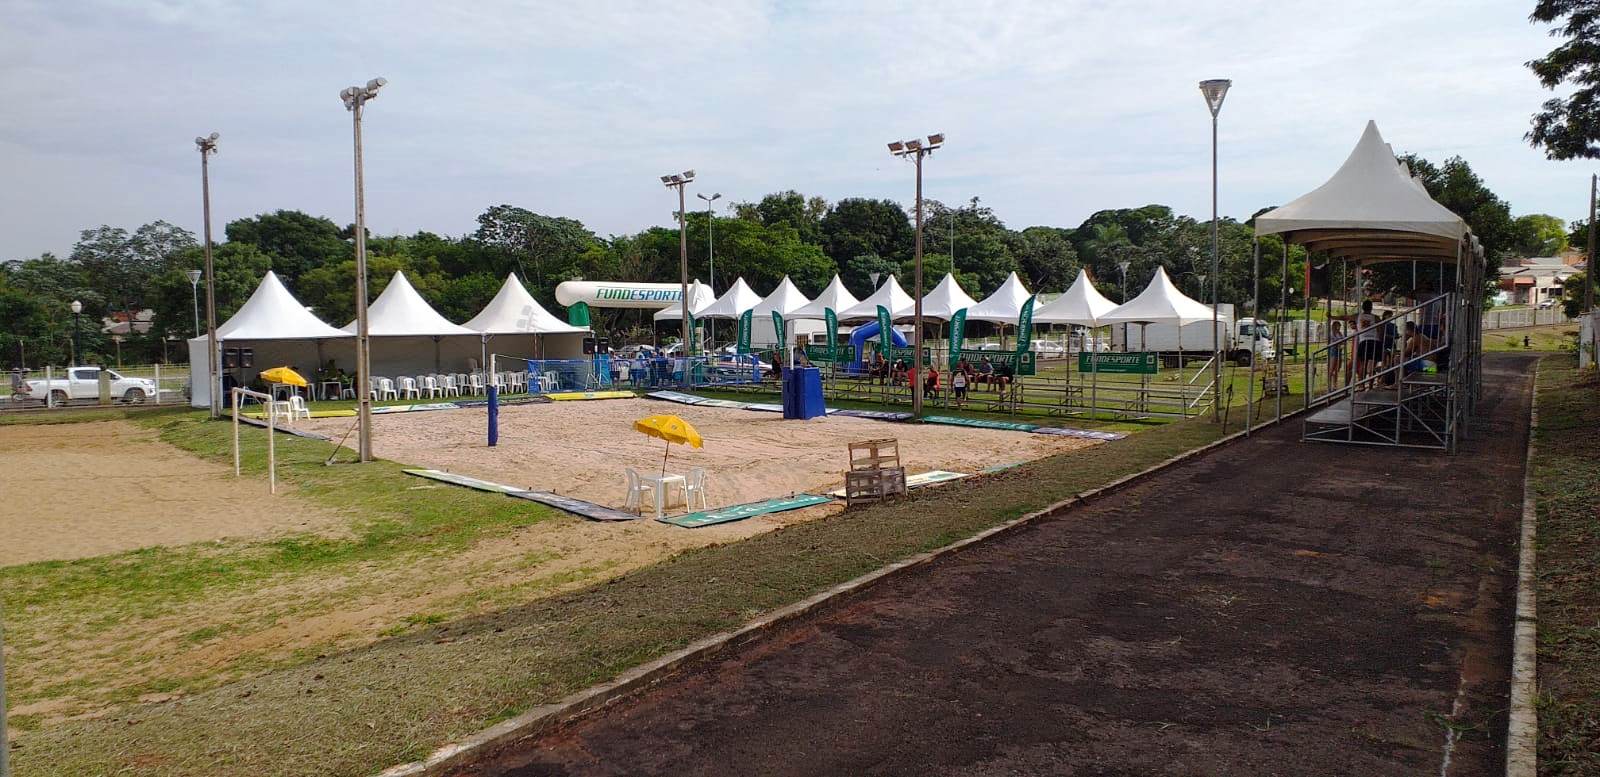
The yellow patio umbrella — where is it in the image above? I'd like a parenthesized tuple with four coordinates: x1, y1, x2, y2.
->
(259, 366, 308, 387)
(633, 414, 703, 477)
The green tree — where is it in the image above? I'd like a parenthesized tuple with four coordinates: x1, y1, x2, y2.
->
(146, 244, 274, 342)
(1560, 270, 1588, 317)
(736, 191, 827, 244)
(1009, 226, 1080, 292)
(1509, 213, 1569, 256)
(224, 210, 347, 285)
(843, 254, 902, 298)
(473, 205, 600, 298)
(820, 198, 912, 267)
(1527, 0, 1600, 159)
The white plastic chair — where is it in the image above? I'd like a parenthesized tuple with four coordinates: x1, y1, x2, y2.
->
(288, 395, 311, 421)
(378, 378, 399, 401)
(397, 377, 419, 399)
(622, 467, 656, 514)
(540, 372, 559, 392)
(269, 400, 295, 425)
(441, 375, 460, 397)
(681, 467, 709, 511)
(421, 375, 440, 398)
(468, 373, 486, 394)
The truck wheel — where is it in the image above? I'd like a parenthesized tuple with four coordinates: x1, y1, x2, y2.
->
(123, 388, 146, 404)
(1232, 351, 1253, 367)
(50, 389, 68, 405)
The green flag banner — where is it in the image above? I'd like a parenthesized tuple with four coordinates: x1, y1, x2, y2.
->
(566, 301, 590, 327)
(736, 310, 753, 354)
(686, 312, 697, 356)
(948, 308, 968, 370)
(824, 307, 838, 363)
(1015, 295, 1036, 354)
(876, 305, 893, 356)
(771, 311, 786, 354)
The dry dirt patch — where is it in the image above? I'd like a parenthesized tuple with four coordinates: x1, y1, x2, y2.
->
(0, 420, 345, 566)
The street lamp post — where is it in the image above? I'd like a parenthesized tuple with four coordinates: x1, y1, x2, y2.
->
(662, 171, 696, 358)
(1200, 78, 1232, 421)
(888, 133, 944, 418)
(1117, 260, 1131, 352)
(186, 269, 202, 338)
(194, 133, 220, 417)
(697, 191, 722, 346)
(70, 299, 82, 365)
(341, 77, 386, 463)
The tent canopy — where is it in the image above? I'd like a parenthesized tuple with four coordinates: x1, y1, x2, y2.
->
(966, 271, 1033, 324)
(463, 273, 587, 335)
(1100, 267, 1216, 325)
(216, 271, 350, 340)
(787, 274, 859, 320)
(750, 276, 812, 318)
(345, 271, 477, 336)
(694, 277, 764, 319)
(1035, 269, 1118, 326)
(653, 281, 715, 322)
(1254, 121, 1468, 264)
(919, 273, 979, 321)
(839, 275, 915, 320)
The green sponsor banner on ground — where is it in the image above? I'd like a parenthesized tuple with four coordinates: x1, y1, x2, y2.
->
(1079, 351, 1159, 374)
(1015, 295, 1036, 353)
(952, 349, 1037, 376)
(736, 310, 753, 354)
(948, 308, 968, 369)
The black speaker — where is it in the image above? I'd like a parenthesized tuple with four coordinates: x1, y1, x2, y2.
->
(582, 337, 596, 355)
(596, 337, 610, 354)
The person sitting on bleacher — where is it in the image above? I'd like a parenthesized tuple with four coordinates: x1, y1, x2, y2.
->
(922, 364, 940, 399)
(1402, 321, 1434, 376)
(868, 350, 887, 384)
(977, 356, 995, 388)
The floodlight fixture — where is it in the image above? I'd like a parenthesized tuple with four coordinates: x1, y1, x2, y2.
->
(682, 169, 695, 180)
(888, 141, 905, 153)
(366, 77, 387, 91)
(661, 175, 674, 184)
(186, 269, 202, 284)
(905, 139, 922, 151)
(1199, 78, 1231, 117)
(927, 133, 944, 145)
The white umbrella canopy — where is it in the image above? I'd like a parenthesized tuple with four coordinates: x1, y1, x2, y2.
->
(918, 273, 979, 321)
(965, 271, 1033, 323)
(750, 276, 812, 318)
(1099, 266, 1215, 325)
(344, 271, 477, 336)
(839, 275, 915, 320)
(694, 277, 764, 319)
(653, 281, 715, 322)
(1034, 269, 1118, 325)
(463, 273, 586, 334)
(787, 274, 859, 320)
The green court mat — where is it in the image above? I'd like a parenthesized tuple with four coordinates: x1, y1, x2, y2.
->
(402, 468, 528, 494)
(657, 494, 833, 528)
(920, 415, 1040, 433)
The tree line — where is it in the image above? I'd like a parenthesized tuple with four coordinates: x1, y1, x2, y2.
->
(0, 152, 1566, 368)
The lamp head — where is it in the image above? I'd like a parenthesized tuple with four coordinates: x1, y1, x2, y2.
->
(887, 141, 905, 153)
(186, 269, 203, 284)
(661, 175, 674, 184)
(905, 139, 922, 151)
(1199, 78, 1232, 117)
(681, 169, 695, 180)
(70, 300, 82, 314)
(366, 77, 387, 91)
(927, 132, 945, 145)
(208, 132, 220, 141)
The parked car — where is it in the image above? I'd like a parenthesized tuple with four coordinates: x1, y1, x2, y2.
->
(1030, 340, 1068, 358)
(21, 366, 157, 404)
(1539, 298, 1556, 310)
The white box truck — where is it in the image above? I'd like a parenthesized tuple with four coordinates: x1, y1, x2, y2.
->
(1109, 304, 1276, 365)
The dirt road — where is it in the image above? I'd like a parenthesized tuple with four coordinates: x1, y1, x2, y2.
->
(454, 355, 1533, 777)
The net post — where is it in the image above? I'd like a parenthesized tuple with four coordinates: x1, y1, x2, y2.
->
(487, 353, 499, 447)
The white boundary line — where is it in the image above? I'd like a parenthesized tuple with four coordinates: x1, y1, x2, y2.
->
(1505, 362, 1539, 776)
(374, 408, 1305, 777)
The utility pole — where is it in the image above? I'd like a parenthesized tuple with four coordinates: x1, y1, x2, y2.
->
(341, 77, 387, 462)
(662, 171, 696, 355)
(195, 133, 220, 417)
(698, 191, 722, 345)
(1587, 174, 1595, 313)
(888, 133, 945, 418)
(1200, 78, 1232, 421)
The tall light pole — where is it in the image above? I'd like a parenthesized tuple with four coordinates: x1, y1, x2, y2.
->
(70, 299, 82, 365)
(889, 133, 944, 418)
(1200, 78, 1231, 421)
(662, 171, 696, 357)
(341, 77, 386, 463)
(1117, 260, 1131, 352)
(697, 191, 722, 346)
(186, 269, 202, 338)
(1586, 173, 1595, 313)
(195, 132, 220, 417)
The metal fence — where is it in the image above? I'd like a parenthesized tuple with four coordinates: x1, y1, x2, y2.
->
(1482, 307, 1571, 330)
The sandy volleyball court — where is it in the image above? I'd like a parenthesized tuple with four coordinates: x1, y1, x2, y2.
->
(0, 420, 345, 566)
(307, 398, 1097, 512)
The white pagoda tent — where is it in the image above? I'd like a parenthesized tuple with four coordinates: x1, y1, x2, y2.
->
(343, 271, 484, 375)
(787, 275, 859, 321)
(966, 272, 1033, 324)
(1101, 267, 1222, 351)
(186, 270, 351, 408)
(694, 277, 763, 319)
(462, 273, 588, 361)
(747, 276, 818, 348)
(918, 273, 979, 321)
(652, 281, 715, 322)
(1035, 269, 1118, 326)
(839, 275, 915, 320)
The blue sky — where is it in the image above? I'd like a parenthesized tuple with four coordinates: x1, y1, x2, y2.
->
(0, 0, 1587, 259)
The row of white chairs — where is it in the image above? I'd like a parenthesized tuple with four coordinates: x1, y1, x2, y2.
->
(355, 371, 560, 401)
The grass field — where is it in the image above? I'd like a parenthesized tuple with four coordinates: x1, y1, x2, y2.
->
(1485, 323, 1579, 353)
(3, 393, 1248, 776)
(1532, 354, 1600, 776)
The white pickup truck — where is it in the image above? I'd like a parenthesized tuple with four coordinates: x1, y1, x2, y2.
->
(19, 367, 158, 404)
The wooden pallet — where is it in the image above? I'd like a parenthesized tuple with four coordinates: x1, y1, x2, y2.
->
(848, 438, 901, 472)
(844, 466, 907, 506)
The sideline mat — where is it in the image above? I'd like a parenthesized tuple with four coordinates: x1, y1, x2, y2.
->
(402, 468, 527, 494)
(826, 469, 970, 497)
(830, 408, 913, 421)
(546, 390, 636, 401)
(658, 494, 833, 528)
(373, 402, 461, 415)
(646, 390, 706, 405)
(509, 490, 637, 522)
(922, 415, 1039, 432)
(1030, 426, 1127, 441)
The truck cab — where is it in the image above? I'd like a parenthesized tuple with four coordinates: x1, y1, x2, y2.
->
(1235, 318, 1276, 365)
